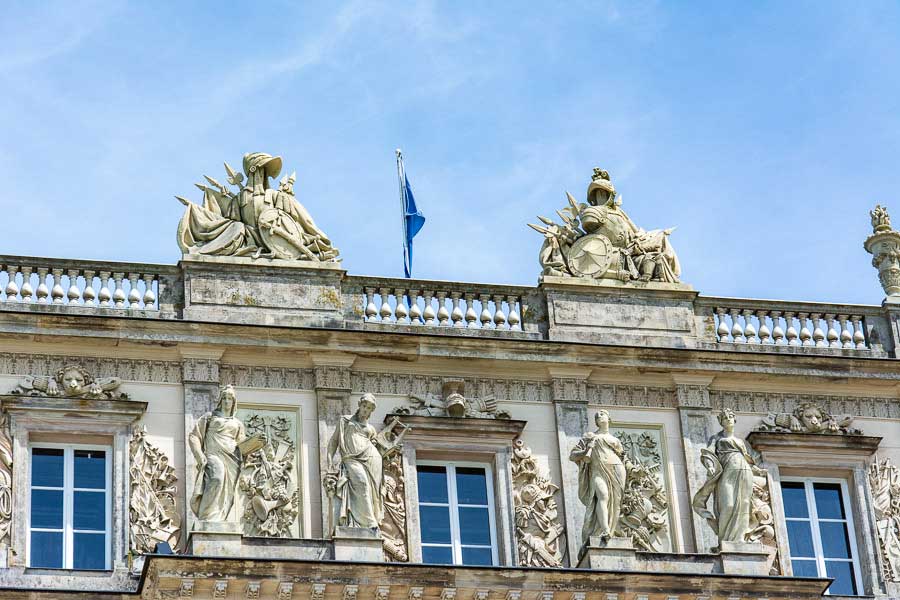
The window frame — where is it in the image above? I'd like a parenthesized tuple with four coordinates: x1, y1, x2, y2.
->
(415, 459, 500, 566)
(27, 442, 113, 571)
(780, 476, 864, 596)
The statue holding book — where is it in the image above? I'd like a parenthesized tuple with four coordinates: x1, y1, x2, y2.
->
(188, 385, 265, 524)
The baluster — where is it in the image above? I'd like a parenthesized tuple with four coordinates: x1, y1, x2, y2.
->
(837, 315, 852, 349)
(729, 309, 744, 343)
(422, 291, 436, 325)
(770, 310, 784, 344)
(479, 294, 492, 328)
(142, 274, 156, 308)
(36, 268, 50, 303)
(19, 266, 33, 303)
(83, 270, 96, 306)
(436, 292, 450, 326)
(4, 265, 19, 302)
(507, 295, 521, 330)
(112, 273, 126, 308)
(127, 274, 141, 308)
(492, 294, 507, 329)
(394, 289, 409, 324)
(67, 269, 81, 304)
(756, 310, 771, 344)
(408, 290, 423, 325)
(464, 293, 478, 328)
(850, 316, 866, 349)
(450, 292, 464, 327)
(825, 314, 839, 348)
(811, 313, 826, 347)
(715, 308, 729, 342)
(742, 309, 757, 343)
(784, 311, 798, 345)
(98, 271, 112, 307)
(798, 312, 812, 346)
(364, 288, 378, 321)
(50, 269, 65, 304)
(379, 287, 393, 322)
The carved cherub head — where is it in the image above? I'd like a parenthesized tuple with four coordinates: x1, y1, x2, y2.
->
(793, 403, 830, 433)
(57, 365, 91, 397)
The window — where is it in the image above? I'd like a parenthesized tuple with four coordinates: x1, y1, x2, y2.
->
(28, 445, 111, 570)
(416, 462, 498, 566)
(781, 479, 863, 595)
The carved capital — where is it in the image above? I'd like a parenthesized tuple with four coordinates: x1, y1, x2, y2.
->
(314, 365, 351, 391)
(181, 358, 220, 384)
(672, 374, 714, 409)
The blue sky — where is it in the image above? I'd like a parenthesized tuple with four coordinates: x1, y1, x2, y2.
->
(2, 1, 899, 304)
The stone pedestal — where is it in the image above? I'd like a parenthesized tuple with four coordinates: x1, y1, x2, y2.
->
(187, 522, 243, 557)
(333, 526, 384, 562)
(719, 540, 770, 576)
(577, 536, 637, 571)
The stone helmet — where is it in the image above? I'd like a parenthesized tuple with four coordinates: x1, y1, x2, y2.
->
(242, 152, 283, 179)
(587, 167, 616, 205)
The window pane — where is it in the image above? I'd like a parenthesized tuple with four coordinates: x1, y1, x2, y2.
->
(791, 558, 819, 577)
(422, 545, 453, 564)
(455, 467, 488, 505)
(30, 489, 63, 529)
(74, 491, 106, 531)
(781, 482, 809, 518)
(461, 546, 494, 566)
(74, 450, 106, 490)
(73, 532, 106, 570)
(819, 521, 851, 559)
(417, 466, 448, 504)
(813, 483, 845, 520)
(786, 520, 815, 558)
(459, 506, 491, 545)
(419, 505, 451, 544)
(30, 531, 63, 568)
(825, 560, 857, 596)
(31, 448, 64, 488)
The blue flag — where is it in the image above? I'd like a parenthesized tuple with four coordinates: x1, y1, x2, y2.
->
(402, 174, 425, 278)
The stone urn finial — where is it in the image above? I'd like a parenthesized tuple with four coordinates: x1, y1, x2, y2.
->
(864, 204, 900, 298)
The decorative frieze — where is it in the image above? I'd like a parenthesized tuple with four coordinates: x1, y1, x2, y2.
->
(587, 384, 677, 408)
(351, 371, 552, 403)
(315, 365, 352, 391)
(0, 352, 182, 384)
(181, 358, 220, 384)
(712, 390, 900, 420)
(675, 384, 711, 409)
(511, 438, 565, 566)
(129, 427, 181, 553)
(221, 365, 316, 390)
(868, 457, 900, 582)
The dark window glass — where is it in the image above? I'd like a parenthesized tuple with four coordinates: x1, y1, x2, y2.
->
(73, 491, 105, 531)
(455, 467, 487, 505)
(30, 489, 63, 529)
(31, 448, 64, 488)
(813, 483, 845, 520)
(74, 450, 105, 490)
(791, 558, 819, 577)
(786, 520, 815, 558)
(419, 505, 451, 544)
(825, 560, 857, 595)
(73, 532, 106, 570)
(781, 482, 809, 518)
(461, 546, 493, 566)
(819, 521, 852, 559)
(422, 545, 453, 564)
(30, 531, 63, 568)
(417, 466, 448, 504)
(458, 507, 491, 545)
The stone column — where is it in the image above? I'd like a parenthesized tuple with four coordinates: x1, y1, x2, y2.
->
(549, 366, 592, 566)
(672, 374, 716, 554)
(311, 352, 356, 537)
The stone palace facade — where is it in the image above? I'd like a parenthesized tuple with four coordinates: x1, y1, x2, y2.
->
(0, 154, 898, 599)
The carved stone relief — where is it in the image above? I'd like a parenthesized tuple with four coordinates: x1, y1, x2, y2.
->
(0, 413, 11, 547)
(511, 438, 564, 567)
(129, 428, 181, 553)
(351, 372, 553, 404)
(12, 364, 127, 399)
(712, 390, 900, 420)
(0, 353, 182, 384)
(869, 457, 900, 582)
(755, 401, 860, 435)
(380, 451, 408, 561)
(221, 365, 316, 390)
(395, 380, 510, 419)
(235, 408, 301, 537)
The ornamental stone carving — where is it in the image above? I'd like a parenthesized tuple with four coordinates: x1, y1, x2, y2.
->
(129, 427, 181, 553)
(380, 450, 409, 561)
(865, 204, 900, 296)
(12, 364, 126, 400)
(869, 457, 900, 581)
(756, 401, 860, 435)
(0, 413, 11, 547)
(612, 429, 670, 552)
(395, 380, 511, 419)
(511, 438, 564, 567)
(692, 410, 774, 551)
(176, 152, 340, 262)
(530, 168, 681, 283)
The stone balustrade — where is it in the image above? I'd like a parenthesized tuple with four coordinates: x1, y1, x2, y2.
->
(701, 297, 876, 350)
(0, 255, 173, 311)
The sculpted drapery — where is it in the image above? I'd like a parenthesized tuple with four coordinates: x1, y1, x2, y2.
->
(569, 410, 627, 544)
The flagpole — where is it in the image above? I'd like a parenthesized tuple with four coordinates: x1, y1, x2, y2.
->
(396, 148, 409, 278)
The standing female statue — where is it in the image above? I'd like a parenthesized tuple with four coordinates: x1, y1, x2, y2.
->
(569, 410, 628, 544)
(692, 408, 765, 547)
(189, 385, 261, 523)
(325, 393, 384, 530)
